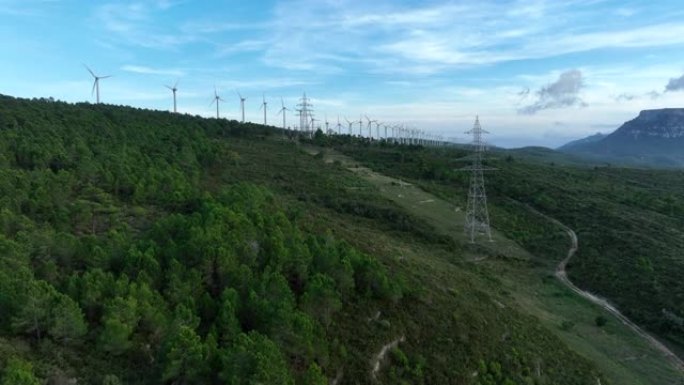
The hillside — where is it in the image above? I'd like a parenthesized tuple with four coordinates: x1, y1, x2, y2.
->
(557, 133, 606, 151)
(0, 95, 613, 385)
(331, 140, 684, 363)
(559, 109, 684, 167)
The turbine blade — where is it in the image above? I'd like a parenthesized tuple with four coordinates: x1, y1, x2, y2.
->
(83, 64, 96, 78)
(100, 75, 112, 79)
(91, 80, 97, 96)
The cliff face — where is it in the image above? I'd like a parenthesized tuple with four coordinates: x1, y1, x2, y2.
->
(613, 109, 684, 140)
(560, 109, 684, 167)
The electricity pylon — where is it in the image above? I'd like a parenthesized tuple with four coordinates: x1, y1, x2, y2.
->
(296, 92, 314, 138)
(463, 116, 495, 243)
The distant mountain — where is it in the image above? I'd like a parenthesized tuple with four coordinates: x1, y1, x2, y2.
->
(557, 133, 606, 151)
(559, 109, 684, 167)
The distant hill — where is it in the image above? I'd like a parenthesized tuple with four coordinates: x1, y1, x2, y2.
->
(502, 146, 604, 167)
(557, 133, 606, 151)
(559, 109, 684, 167)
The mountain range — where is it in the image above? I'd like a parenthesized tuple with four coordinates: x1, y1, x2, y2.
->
(558, 108, 684, 167)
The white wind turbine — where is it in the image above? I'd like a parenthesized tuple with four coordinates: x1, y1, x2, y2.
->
(84, 65, 111, 104)
(365, 116, 374, 139)
(324, 114, 330, 134)
(211, 88, 225, 119)
(345, 117, 354, 136)
(277, 97, 290, 130)
(165, 80, 179, 113)
(236, 91, 247, 122)
(336, 115, 342, 135)
(358, 116, 364, 137)
(259, 93, 268, 125)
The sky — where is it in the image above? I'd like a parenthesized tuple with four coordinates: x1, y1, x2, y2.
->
(1, 0, 684, 148)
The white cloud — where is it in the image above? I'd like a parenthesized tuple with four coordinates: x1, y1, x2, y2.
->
(519, 70, 586, 114)
(121, 65, 185, 77)
(94, 1, 196, 49)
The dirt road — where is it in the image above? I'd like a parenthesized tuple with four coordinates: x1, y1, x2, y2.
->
(553, 221, 684, 374)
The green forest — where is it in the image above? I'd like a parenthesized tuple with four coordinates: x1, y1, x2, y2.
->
(0, 94, 660, 384)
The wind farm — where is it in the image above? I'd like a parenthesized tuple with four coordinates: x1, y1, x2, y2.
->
(74, 69, 452, 145)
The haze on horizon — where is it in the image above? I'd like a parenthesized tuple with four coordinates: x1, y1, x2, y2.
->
(1, 0, 684, 148)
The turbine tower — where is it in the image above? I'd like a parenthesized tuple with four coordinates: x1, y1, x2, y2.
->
(211, 88, 225, 119)
(165, 80, 178, 113)
(277, 97, 290, 130)
(236, 91, 247, 122)
(463, 116, 495, 243)
(84, 65, 111, 104)
(365, 116, 373, 139)
(260, 93, 268, 125)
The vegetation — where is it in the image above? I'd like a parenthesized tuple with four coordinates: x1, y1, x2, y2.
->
(0, 94, 608, 384)
(330, 139, 684, 357)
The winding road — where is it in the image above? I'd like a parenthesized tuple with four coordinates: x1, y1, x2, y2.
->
(552, 219, 684, 374)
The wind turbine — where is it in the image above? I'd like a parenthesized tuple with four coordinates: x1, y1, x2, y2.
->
(375, 121, 382, 139)
(165, 80, 179, 113)
(365, 116, 374, 139)
(211, 88, 225, 119)
(358, 116, 364, 137)
(277, 97, 290, 130)
(345, 117, 354, 136)
(259, 93, 268, 125)
(236, 91, 247, 122)
(336, 115, 342, 135)
(84, 65, 111, 104)
(324, 114, 330, 134)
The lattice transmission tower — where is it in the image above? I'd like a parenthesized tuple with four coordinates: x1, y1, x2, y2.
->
(463, 116, 495, 243)
(296, 92, 314, 138)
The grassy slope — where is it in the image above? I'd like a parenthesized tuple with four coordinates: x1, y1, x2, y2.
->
(331, 143, 684, 384)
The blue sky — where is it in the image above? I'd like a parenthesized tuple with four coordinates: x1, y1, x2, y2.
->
(2, 0, 684, 147)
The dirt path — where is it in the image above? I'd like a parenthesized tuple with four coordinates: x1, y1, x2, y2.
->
(548, 218, 684, 373)
(371, 336, 406, 380)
